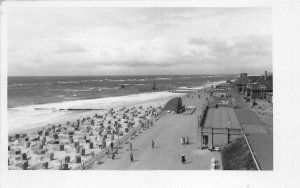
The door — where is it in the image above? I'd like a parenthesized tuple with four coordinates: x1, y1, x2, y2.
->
(202, 135, 208, 146)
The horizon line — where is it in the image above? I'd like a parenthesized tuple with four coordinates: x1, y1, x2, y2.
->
(7, 73, 272, 77)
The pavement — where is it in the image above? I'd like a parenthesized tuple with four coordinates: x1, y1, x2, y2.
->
(89, 91, 222, 170)
(231, 92, 273, 170)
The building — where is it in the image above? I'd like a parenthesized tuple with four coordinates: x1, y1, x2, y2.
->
(233, 71, 273, 99)
(164, 97, 183, 114)
(266, 92, 273, 103)
(197, 105, 242, 148)
(233, 73, 252, 95)
(245, 71, 273, 99)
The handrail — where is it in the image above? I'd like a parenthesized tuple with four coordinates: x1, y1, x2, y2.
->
(243, 134, 261, 171)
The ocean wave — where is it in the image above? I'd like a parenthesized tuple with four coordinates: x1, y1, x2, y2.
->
(107, 79, 126, 82)
(98, 87, 119, 91)
(8, 83, 37, 87)
(8, 84, 24, 87)
(57, 81, 81, 84)
(76, 90, 91, 92)
(63, 89, 91, 92)
(82, 80, 103, 83)
(126, 78, 148, 82)
(57, 80, 104, 84)
(155, 77, 172, 80)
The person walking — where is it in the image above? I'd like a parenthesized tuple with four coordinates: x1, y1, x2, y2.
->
(186, 136, 189, 145)
(152, 140, 155, 149)
(183, 137, 186, 145)
(112, 151, 115, 160)
(181, 155, 186, 164)
(130, 152, 134, 162)
(129, 142, 133, 151)
(110, 142, 114, 150)
(81, 160, 85, 169)
(107, 148, 110, 158)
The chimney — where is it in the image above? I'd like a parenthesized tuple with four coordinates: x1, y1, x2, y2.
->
(264, 71, 267, 80)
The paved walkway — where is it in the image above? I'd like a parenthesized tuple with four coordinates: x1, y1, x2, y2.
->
(89, 91, 221, 170)
(231, 92, 273, 170)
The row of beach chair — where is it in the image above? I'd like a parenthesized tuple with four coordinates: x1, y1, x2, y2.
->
(184, 106, 195, 115)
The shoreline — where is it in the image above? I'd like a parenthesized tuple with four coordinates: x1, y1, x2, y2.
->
(8, 80, 227, 134)
(8, 91, 186, 134)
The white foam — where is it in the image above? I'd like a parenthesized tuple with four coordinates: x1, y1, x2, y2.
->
(178, 80, 226, 90)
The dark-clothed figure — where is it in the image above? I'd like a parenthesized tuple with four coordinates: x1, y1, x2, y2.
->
(110, 142, 114, 150)
(186, 136, 189, 145)
(152, 140, 154, 149)
(130, 152, 133, 162)
(181, 155, 186, 164)
(112, 151, 115, 160)
(129, 142, 132, 151)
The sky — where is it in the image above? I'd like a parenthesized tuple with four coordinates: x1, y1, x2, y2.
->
(7, 7, 272, 76)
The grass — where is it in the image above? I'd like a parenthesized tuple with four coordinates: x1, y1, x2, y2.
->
(221, 137, 257, 170)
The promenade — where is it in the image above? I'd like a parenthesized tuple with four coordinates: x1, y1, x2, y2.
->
(232, 92, 273, 170)
(89, 91, 221, 170)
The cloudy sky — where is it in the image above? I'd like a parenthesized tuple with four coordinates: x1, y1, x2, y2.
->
(7, 7, 272, 76)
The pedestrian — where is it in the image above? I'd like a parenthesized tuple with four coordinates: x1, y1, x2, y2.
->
(107, 148, 110, 158)
(110, 142, 114, 150)
(112, 151, 115, 160)
(181, 155, 186, 164)
(129, 142, 132, 151)
(186, 136, 189, 145)
(183, 137, 186, 145)
(152, 140, 154, 149)
(81, 160, 85, 169)
(130, 152, 133, 162)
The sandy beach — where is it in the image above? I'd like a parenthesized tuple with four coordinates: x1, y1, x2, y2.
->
(8, 91, 186, 170)
(8, 87, 224, 170)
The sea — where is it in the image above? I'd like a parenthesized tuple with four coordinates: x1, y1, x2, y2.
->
(8, 75, 236, 133)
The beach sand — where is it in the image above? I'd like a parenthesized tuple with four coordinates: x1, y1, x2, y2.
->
(8, 91, 185, 170)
